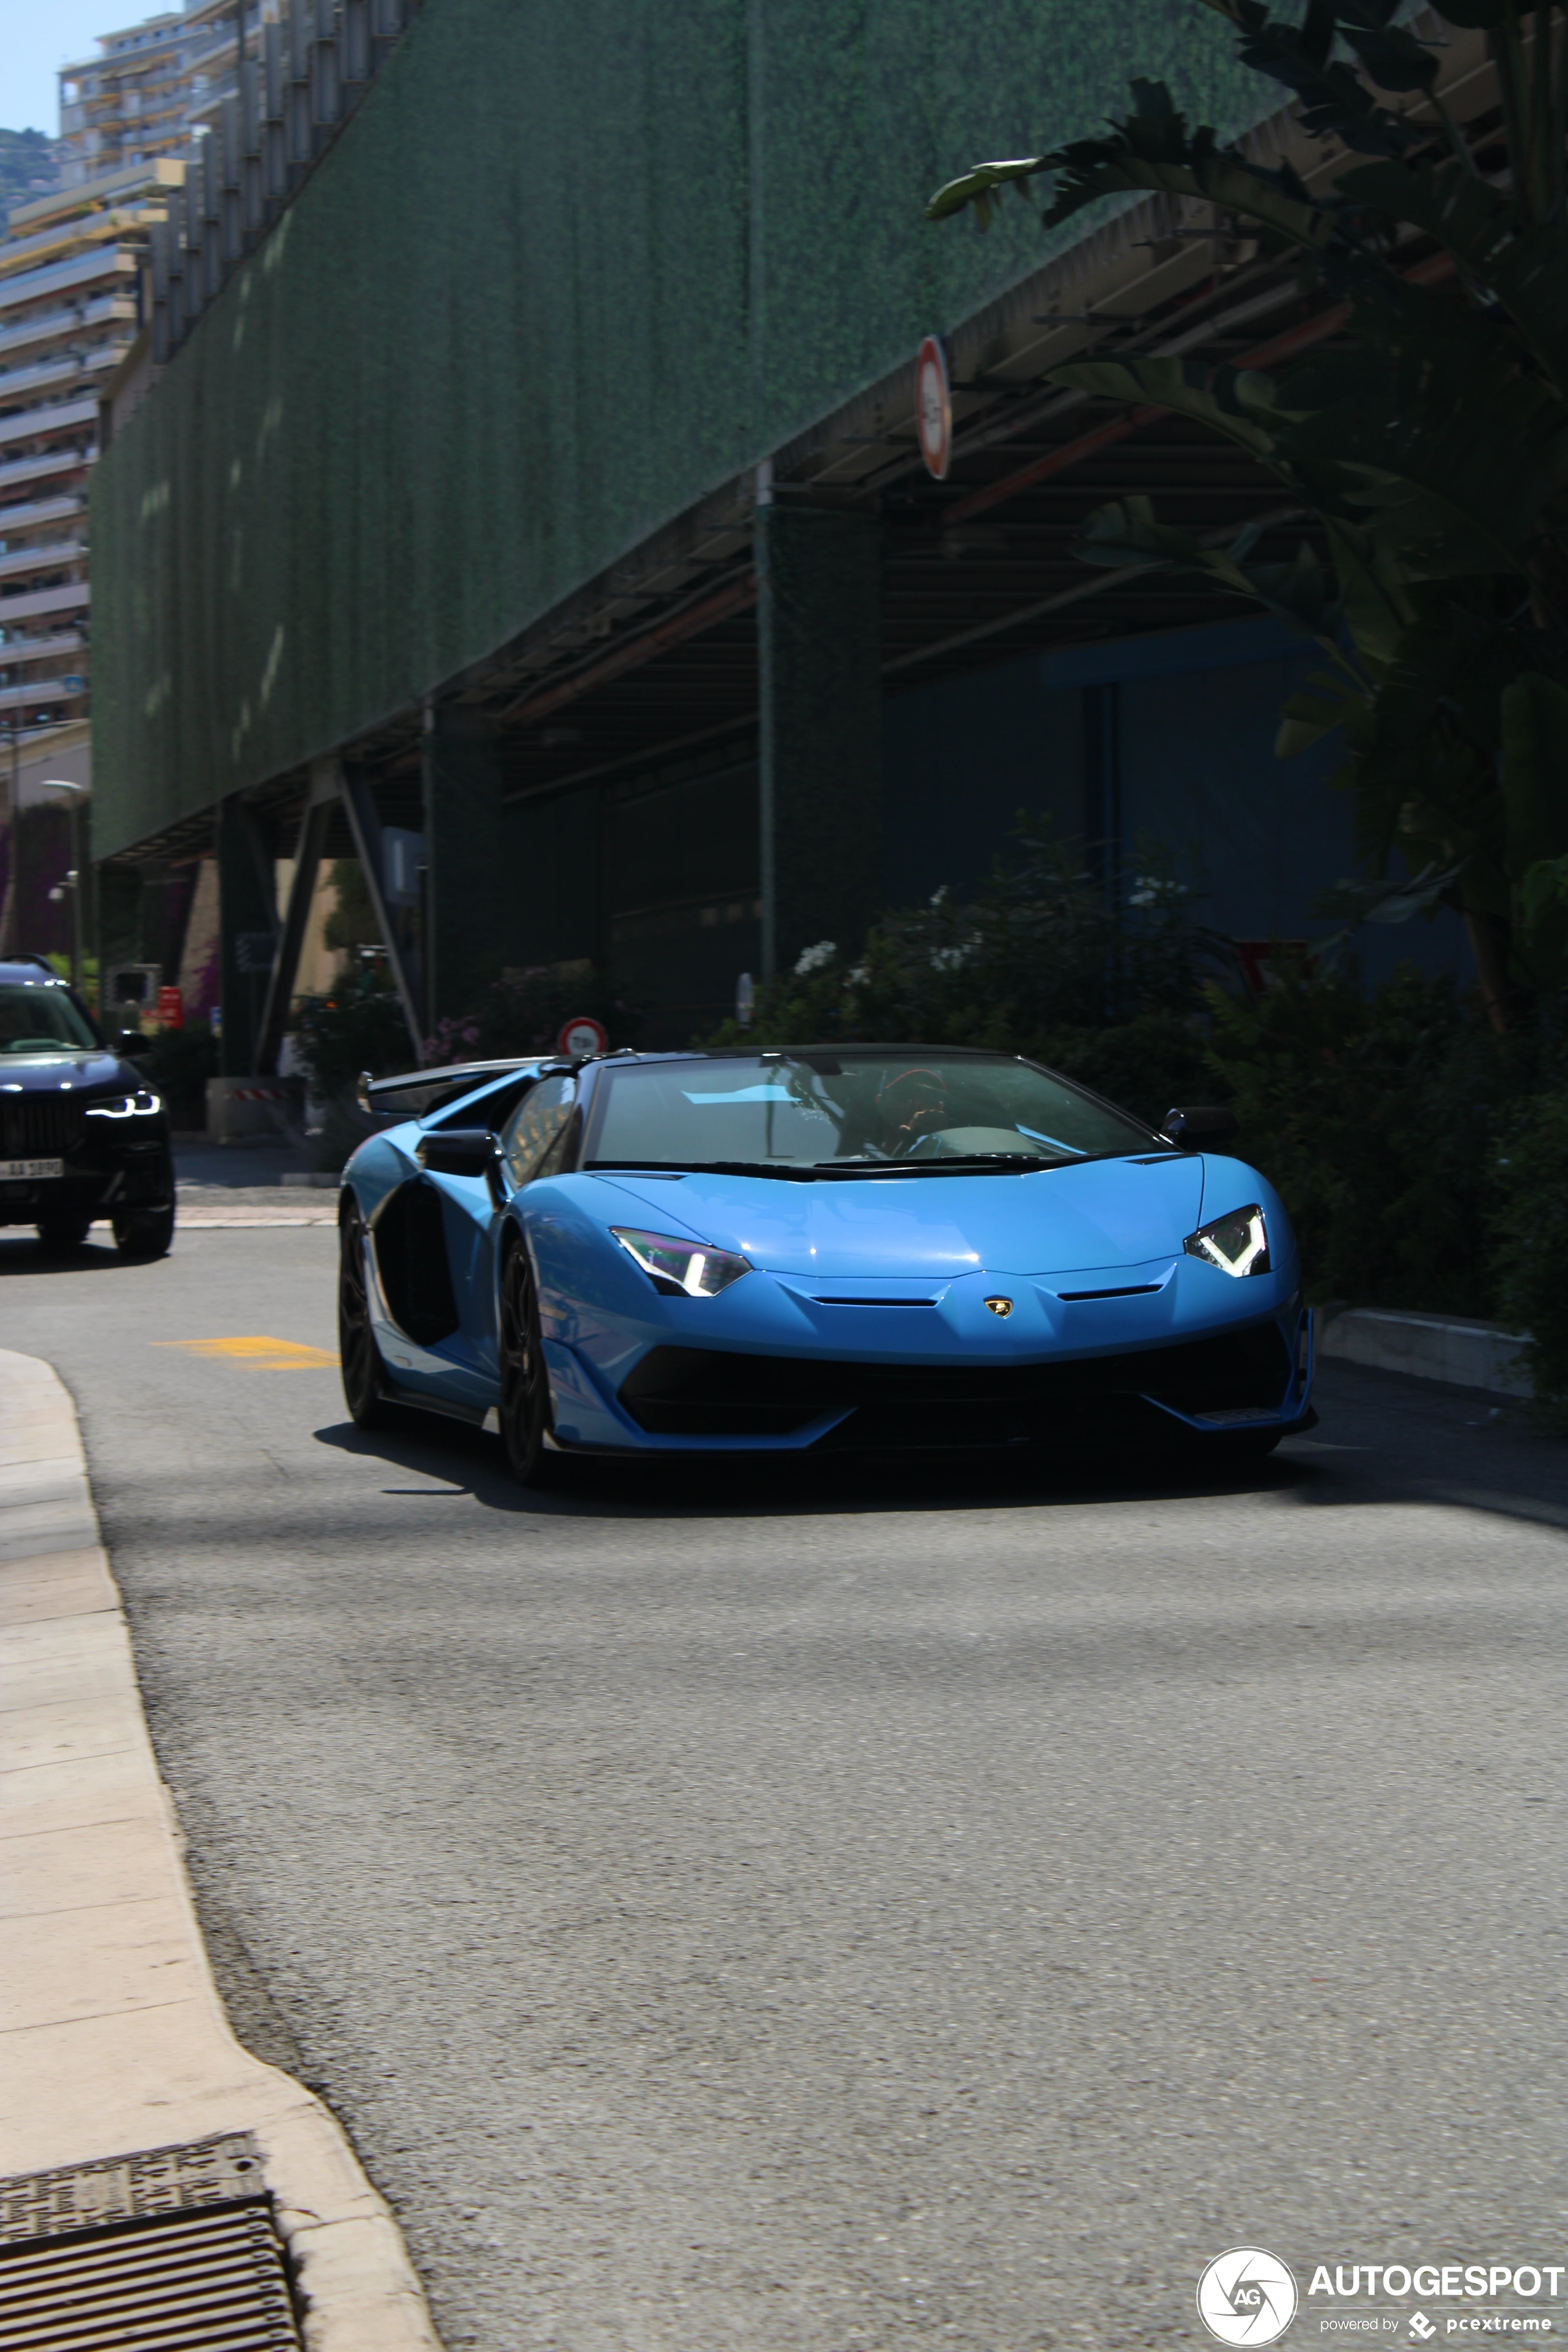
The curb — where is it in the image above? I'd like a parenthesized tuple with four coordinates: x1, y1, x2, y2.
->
(0, 1346, 443, 2351)
(1317, 1305, 1530, 1398)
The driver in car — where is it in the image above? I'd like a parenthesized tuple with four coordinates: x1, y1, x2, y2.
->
(875, 1067, 951, 1155)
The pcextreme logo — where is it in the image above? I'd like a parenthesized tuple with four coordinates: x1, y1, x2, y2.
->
(1198, 2248, 1301, 2345)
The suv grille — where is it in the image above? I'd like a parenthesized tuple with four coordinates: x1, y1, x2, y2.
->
(0, 1097, 86, 1157)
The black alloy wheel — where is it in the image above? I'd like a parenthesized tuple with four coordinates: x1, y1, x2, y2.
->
(36, 1213, 93, 1253)
(499, 1238, 556, 1484)
(111, 1203, 175, 1259)
(338, 1200, 394, 1428)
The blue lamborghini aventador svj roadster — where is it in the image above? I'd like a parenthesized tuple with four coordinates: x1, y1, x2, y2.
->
(338, 1045, 1314, 1482)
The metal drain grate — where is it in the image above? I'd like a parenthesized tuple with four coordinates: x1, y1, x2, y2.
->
(0, 2134, 303, 2350)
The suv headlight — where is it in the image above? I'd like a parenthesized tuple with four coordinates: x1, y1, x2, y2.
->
(611, 1227, 751, 1298)
(86, 1089, 163, 1119)
(1183, 1203, 1270, 1277)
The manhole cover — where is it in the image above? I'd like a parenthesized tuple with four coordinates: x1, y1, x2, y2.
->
(0, 2132, 304, 2348)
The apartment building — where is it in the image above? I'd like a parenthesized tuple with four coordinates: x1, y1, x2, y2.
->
(0, 162, 182, 743)
(57, 3, 279, 190)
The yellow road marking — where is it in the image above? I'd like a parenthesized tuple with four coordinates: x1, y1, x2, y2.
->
(154, 1336, 339, 1370)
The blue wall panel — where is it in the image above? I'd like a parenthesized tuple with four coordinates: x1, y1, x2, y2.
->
(880, 617, 1471, 978)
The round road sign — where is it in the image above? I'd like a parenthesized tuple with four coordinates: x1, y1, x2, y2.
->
(915, 335, 952, 480)
(558, 1014, 608, 1057)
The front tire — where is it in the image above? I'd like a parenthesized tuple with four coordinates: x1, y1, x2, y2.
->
(339, 1201, 394, 1428)
(112, 1203, 175, 1259)
(499, 1238, 556, 1485)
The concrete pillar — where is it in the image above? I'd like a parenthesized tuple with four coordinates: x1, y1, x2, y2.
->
(94, 862, 143, 1010)
(422, 710, 506, 1028)
(756, 504, 882, 980)
(215, 795, 277, 1076)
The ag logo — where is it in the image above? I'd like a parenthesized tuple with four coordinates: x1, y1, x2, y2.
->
(1196, 2248, 1298, 2345)
(983, 1296, 1013, 1317)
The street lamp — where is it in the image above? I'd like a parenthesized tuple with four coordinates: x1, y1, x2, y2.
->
(40, 780, 87, 990)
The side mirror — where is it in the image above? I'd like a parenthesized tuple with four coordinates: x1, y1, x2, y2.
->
(117, 1030, 152, 1057)
(1164, 1104, 1238, 1150)
(417, 1127, 497, 1177)
(418, 1127, 506, 1208)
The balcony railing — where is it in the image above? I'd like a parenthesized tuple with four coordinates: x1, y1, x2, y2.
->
(1, 628, 87, 665)
(0, 675, 86, 714)
(0, 399, 100, 453)
(0, 202, 156, 281)
(0, 447, 96, 494)
(0, 541, 87, 584)
(0, 496, 85, 535)
(0, 580, 92, 623)
(0, 345, 126, 411)
(0, 292, 136, 364)
(0, 249, 140, 319)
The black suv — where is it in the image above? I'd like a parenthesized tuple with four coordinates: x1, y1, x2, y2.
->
(0, 956, 175, 1258)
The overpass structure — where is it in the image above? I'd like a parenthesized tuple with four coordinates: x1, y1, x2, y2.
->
(88, 0, 1485, 1066)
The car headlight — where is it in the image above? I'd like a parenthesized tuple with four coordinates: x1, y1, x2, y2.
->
(611, 1227, 751, 1298)
(1183, 1203, 1270, 1277)
(86, 1090, 163, 1119)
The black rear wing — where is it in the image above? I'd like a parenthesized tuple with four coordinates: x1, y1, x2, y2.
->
(357, 1057, 542, 1122)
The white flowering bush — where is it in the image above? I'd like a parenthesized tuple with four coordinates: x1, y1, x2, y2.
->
(793, 939, 838, 977)
(705, 825, 1228, 1125)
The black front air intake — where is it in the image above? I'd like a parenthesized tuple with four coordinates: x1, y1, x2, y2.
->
(619, 1324, 1292, 1445)
(370, 1181, 460, 1346)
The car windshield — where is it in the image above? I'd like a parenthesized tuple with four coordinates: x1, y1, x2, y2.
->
(585, 1051, 1158, 1170)
(0, 982, 98, 1054)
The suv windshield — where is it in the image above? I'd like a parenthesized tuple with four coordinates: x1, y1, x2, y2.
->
(585, 1052, 1157, 1170)
(0, 982, 98, 1055)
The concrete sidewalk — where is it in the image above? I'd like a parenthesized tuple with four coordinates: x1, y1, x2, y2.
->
(172, 1140, 344, 1227)
(0, 1346, 441, 2350)
(1317, 1303, 1531, 1397)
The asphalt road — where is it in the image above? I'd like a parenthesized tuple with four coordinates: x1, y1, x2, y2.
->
(4, 1220, 1564, 2352)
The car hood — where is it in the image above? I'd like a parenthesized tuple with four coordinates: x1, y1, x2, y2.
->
(0, 1049, 144, 1093)
(590, 1154, 1206, 1278)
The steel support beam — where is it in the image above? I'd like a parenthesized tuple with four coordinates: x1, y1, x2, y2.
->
(335, 757, 425, 1062)
(255, 767, 335, 1074)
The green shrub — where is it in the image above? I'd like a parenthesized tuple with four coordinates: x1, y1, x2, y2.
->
(425, 965, 638, 1065)
(322, 859, 380, 953)
(141, 1019, 219, 1129)
(1204, 962, 1536, 1316)
(707, 830, 1220, 1127)
(1492, 1085, 1568, 1425)
(293, 975, 414, 1099)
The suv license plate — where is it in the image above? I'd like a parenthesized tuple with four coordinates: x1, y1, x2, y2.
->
(0, 1158, 64, 1180)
